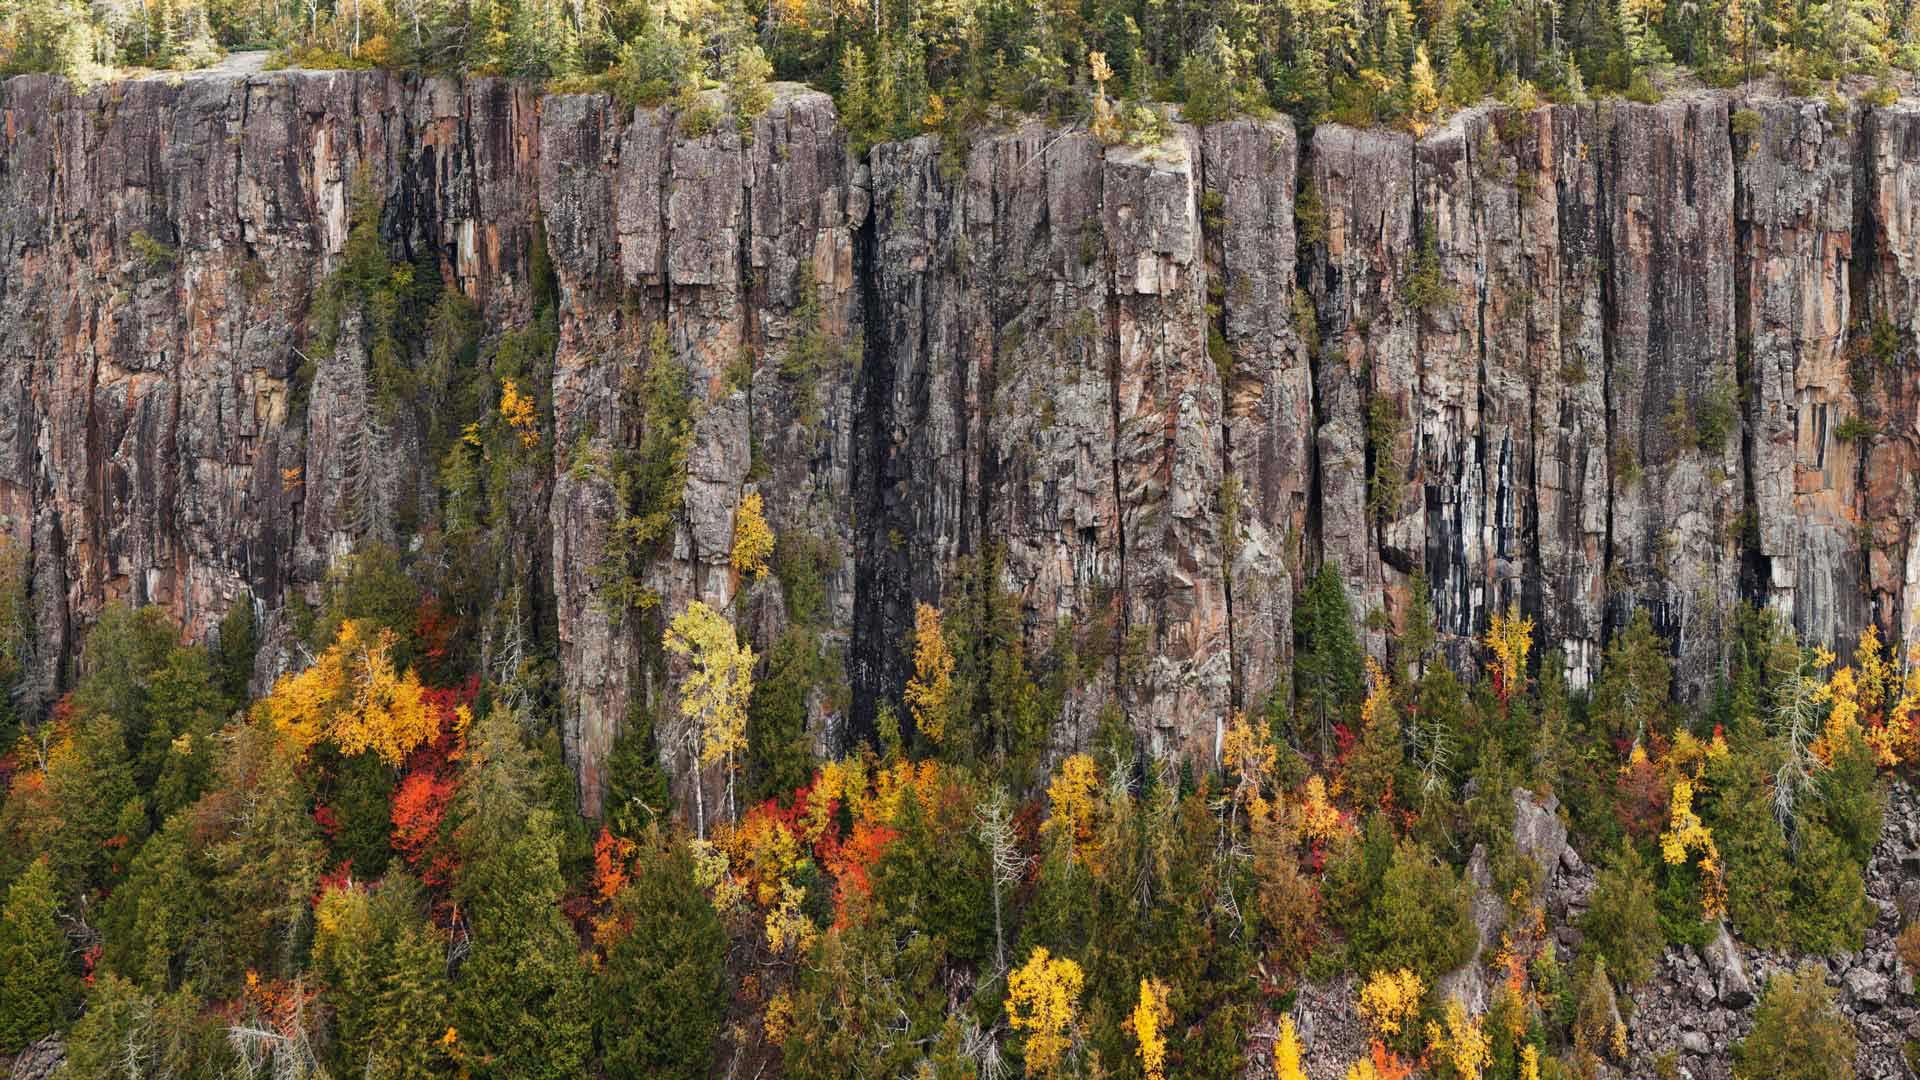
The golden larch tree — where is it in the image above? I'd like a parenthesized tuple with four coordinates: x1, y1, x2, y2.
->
(730, 491, 774, 578)
(268, 620, 434, 767)
(1127, 978, 1172, 1080)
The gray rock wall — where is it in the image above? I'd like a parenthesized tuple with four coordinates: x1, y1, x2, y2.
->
(8, 72, 1920, 804)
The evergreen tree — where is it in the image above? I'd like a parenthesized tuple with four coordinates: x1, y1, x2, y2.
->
(0, 858, 70, 1052)
(366, 921, 457, 1079)
(1590, 609, 1672, 748)
(1578, 840, 1661, 987)
(597, 827, 727, 1080)
(1293, 565, 1365, 756)
(450, 709, 591, 1079)
(1735, 966, 1858, 1080)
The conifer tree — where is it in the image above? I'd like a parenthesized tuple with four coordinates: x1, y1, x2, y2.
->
(0, 858, 70, 1052)
(449, 708, 590, 1080)
(597, 827, 727, 1079)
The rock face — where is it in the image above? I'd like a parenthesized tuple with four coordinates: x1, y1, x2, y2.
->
(11, 72, 1920, 803)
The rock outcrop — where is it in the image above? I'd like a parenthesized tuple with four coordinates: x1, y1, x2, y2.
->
(11, 71, 1920, 806)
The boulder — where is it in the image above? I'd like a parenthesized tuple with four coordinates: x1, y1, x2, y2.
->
(1701, 921, 1754, 1007)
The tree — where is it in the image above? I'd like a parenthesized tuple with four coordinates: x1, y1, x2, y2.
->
(1274, 1015, 1307, 1080)
(42, 710, 139, 896)
(976, 784, 1026, 974)
(1294, 565, 1364, 755)
(1128, 978, 1172, 1080)
(1345, 658, 1403, 812)
(448, 708, 591, 1079)
(1590, 610, 1672, 747)
(597, 828, 727, 1080)
(194, 719, 326, 987)
(268, 620, 436, 767)
(1484, 603, 1533, 705)
(213, 597, 259, 704)
(904, 602, 955, 746)
(0, 858, 70, 1052)
(730, 492, 774, 580)
(1007, 947, 1084, 1077)
(1579, 840, 1661, 987)
(53, 975, 224, 1080)
(1734, 966, 1857, 1080)
(662, 600, 755, 837)
(366, 922, 456, 1080)
(1373, 840, 1476, 980)
(1356, 968, 1423, 1046)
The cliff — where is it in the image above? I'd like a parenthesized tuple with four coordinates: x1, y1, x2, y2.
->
(3, 69, 1919, 813)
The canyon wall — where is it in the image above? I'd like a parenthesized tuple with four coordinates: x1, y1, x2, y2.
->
(4, 69, 1919, 810)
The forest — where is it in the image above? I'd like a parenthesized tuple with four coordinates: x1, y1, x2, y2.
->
(0, 516, 1910, 1077)
(3, 0, 1920, 141)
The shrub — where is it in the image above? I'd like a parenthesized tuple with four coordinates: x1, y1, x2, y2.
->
(130, 229, 175, 273)
(1734, 966, 1857, 1080)
(1579, 841, 1661, 988)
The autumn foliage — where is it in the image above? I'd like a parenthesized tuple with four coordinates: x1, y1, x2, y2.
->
(268, 621, 436, 767)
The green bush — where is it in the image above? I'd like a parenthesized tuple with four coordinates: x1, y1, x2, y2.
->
(1579, 841, 1662, 988)
(1734, 966, 1857, 1080)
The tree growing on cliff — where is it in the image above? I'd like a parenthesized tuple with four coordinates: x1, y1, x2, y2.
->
(1294, 564, 1365, 756)
(905, 602, 956, 747)
(662, 600, 754, 837)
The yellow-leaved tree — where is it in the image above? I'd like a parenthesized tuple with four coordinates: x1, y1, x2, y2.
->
(730, 491, 774, 578)
(1127, 978, 1172, 1080)
(1007, 947, 1084, 1077)
(1222, 709, 1278, 825)
(1484, 603, 1533, 705)
(1658, 778, 1726, 919)
(1424, 998, 1492, 1080)
(268, 620, 434, 767)
(1275, 1015, 1308, 1080)
(499, 378, 539, 448)
(663, 600, 755, 838)
(1043, 754, 1100, 866)
(904, 602, 955, 745)
(1357, 968, 1425, 1043)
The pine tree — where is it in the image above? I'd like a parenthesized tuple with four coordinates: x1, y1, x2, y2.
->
(0, 858, 70, 1052)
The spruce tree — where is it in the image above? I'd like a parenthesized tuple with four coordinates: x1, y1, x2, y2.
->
(1293, 565, 1364, 756)
(0, 858, 70, 1052)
